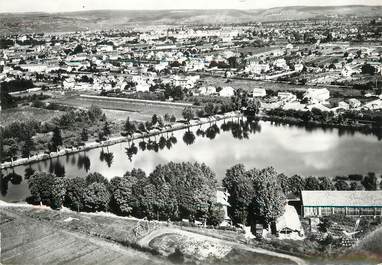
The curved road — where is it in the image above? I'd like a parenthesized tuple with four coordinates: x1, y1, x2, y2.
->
(138, 227, 307, 265)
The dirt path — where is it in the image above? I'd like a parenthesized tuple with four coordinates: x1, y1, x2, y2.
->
(138, 227, 307, 265)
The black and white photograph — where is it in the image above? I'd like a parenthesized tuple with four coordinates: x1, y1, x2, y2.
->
(0, 0, 382, 264)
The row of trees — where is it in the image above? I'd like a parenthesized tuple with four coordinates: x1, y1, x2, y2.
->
(27, 162, 225, 225)
(1, 105, 106, 163)
(266, 108, 382, 128)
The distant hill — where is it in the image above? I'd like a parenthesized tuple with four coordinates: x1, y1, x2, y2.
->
(0, 5, 381, 34)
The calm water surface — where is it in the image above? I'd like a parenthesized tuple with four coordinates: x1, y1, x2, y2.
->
(1, 118, 381, 202)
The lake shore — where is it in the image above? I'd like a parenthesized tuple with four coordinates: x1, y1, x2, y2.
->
(0, 111, 241, 170)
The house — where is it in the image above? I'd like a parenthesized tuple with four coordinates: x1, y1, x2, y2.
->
(363, 99, 382, 110)
(245, 62, 270, 74)
(275, 205, 304, 240)
(253, 88, 266, 98)
(216, 188, 231, 226)
(219, 86, 234, 97)
(303, 88, 330, 104)
(199, 86, 216, 96)
(301, 191, 382, 217)
(348, 98, 361, 109)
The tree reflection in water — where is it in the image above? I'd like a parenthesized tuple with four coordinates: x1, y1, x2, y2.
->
(123, 118, 262, 162)
(205, 123, 220, 140)
(1, 170, 23, 196)
(77, 154, 91, 172)
(100, 147, 115, 167)
(126, 142, 138, 161)
(49, 158, 65, 177)
(24, 166, 35, 179)
(139, 139, 147, 151)
(183, 129, 196, 145)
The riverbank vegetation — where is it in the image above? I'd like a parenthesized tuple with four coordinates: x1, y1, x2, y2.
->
(264, 108, 382, 139)
(0, 104, 112, 163)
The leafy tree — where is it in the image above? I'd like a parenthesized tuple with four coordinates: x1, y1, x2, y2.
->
(319, 177, 335, 190)
(102, 121, 111, 137)
(157, 115, 165, 128)
(27, 172, 66, 209)
(86, 172, 109, 187)
(64, 177, 87, 211)
(83, 182, 111, 212)
(147, 162, 217, 220)
(151, 114, 158, 126)
(182, 107, 194, 123)
(251, 167, 286, 224)
(170, 114, 177, 123)
(361, 173, 377, 190)
(2, 138, 19, 161)
(350, 181, 363, 190)
(81, 128, 88, 142)
(287, 175, 304, 196)
(207, 203, 225, 226)
(164, 113, 171, 124)
(222, 164, 253, 225)
(124, 117, 136, 135)
(204, 103, 215, 116)
(244, 98, 260, 116)
(109, 177, 134, 215)
(361, 63, 376, 75)
(88, 105, 103, 121)
(277, 173, 290, 194)
(335, 180, 350, 190)
(51, 127, 63, 152)
(21, 133, 34, 158)
(304, 176, 321, 190)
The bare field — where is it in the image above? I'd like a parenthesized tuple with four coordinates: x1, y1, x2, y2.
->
(48, 96, 186, 122)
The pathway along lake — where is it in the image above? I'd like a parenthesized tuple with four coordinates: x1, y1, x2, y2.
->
(1, 117, 382, 202)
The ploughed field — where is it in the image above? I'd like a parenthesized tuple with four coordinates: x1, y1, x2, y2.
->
(0, 207, 167, 265)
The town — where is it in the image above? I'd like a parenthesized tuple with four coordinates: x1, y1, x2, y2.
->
(1, 4, 382, 265)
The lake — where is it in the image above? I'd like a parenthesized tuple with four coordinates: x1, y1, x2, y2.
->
(1, 117, 381, 202)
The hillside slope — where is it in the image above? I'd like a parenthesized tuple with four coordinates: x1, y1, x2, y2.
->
(0, 5, 381, 34)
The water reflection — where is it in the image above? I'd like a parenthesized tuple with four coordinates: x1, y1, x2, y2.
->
(77, 154, 91, 172)
(122, 118, 262, 161)
(2, 117, 381, 202)
(100, 147, 114, 167)
(1, 171, 23, 196)
(183, 130, 196, 145)
(24, 166, 35, 179)
(126, 142, 138, 161)
(49, 158, 65, 177)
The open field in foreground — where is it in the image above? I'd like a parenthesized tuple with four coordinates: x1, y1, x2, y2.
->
(0, 205, 305, 265)
(48, 95, 188, 122)
(0, 207, 167, 265)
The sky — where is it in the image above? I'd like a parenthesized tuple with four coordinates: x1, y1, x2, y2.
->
(0, 0, 381, 13)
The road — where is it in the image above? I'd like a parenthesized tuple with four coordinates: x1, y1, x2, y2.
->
(138, 227, 307, 265)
